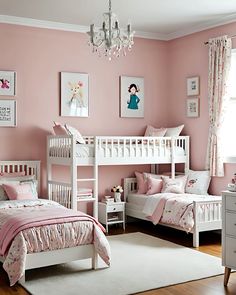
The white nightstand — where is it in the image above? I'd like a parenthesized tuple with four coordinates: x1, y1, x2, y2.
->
(98, 201, 125, 233)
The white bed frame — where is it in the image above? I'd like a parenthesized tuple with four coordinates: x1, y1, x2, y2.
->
(47, 135, 190, 217)
(124, 178, 222, 247)
(0, 160, 98, 285)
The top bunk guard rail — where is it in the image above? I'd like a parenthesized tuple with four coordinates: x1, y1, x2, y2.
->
(47, 135, 189, 166)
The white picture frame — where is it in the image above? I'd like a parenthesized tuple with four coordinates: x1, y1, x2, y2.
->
(0, 71, 16, 96)
(186, 98, 199, 118)
(187, 76, 199, 96)
(120, 76, 144, 118)
(0, 99, 17, 127)
(61, 72, 89, 117)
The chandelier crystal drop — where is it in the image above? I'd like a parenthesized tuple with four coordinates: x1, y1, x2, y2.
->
(87, 0, 135, 61)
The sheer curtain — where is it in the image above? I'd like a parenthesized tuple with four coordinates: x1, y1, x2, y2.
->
(205, 35, 232, 176)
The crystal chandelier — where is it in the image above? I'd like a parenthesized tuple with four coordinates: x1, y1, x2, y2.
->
(87, 0, 135, 60)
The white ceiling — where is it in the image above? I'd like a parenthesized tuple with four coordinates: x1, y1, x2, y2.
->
(0, 0, 236, 40)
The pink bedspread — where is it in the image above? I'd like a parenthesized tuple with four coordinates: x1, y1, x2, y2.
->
(0, 199, 111, 286)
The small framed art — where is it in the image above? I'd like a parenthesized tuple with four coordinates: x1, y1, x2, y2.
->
(120, 76, 144, 118)
(0, 99, 17, 127)
(186, 98, 199, 118)
(187, 76, 199, 96)
(0, 71, 16, 96)
(61, 72, 89, 117)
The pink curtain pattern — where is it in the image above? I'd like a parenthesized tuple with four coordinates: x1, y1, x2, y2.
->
(206, 35, 232, 177)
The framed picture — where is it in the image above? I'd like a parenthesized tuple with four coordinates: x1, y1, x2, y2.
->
(120, 76, 144, 118)
(186, 98, 199, 118)
(0, 99, 17, 127)
(187, 76, 199, 96)
(61, 72, 89, 117)
(0, 71, 16, 96)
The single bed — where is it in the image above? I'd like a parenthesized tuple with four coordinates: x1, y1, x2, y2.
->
(0, 161, 110, 286)
(124, 177, 222, 247)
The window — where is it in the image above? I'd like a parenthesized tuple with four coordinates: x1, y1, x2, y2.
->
(223, 49, 236, 162)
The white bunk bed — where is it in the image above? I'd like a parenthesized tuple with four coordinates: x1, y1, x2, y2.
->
(0, 160, 100, 284)
(47, 135, 190, 217)
(124, 177, 222, 247)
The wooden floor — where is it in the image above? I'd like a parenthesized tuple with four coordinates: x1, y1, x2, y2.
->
(1, 220, 236, 295)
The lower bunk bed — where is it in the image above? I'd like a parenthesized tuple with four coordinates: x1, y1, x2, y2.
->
(124, 177, 222, 247)
(0, 161, 110, 286)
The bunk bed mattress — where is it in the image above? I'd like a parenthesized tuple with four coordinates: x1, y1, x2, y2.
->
(0, 199, 110, 286)
(126, 193, 221, 231)
(50, 144, 185, 158)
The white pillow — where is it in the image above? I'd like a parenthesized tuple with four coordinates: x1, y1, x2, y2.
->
(64, 124, 85, 144)
(161, 175, 187, 194)
(185, 170, 211, 195)
(165, 124, 184, 137)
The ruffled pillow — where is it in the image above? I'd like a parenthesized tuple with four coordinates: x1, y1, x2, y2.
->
(135, 171, 148, 194)
(161, 176, 187, 194)
(64, 124, 85, 144)
(53, 121, 68, 135)
(146, 177, 163, 195)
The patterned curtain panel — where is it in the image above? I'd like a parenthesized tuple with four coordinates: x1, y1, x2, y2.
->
(205, 35, 232, 177)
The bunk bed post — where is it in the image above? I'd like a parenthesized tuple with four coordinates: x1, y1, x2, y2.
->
(47, 136, 52, 199)
(185, 136, 190, 174)
(193, 201, 199, 247)
(171, 137, 175, 179)
(71, 135, 77, 210)
(93, 137, 98, 219)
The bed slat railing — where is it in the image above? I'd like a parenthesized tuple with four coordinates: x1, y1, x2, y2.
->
(48, 180, 72, 209)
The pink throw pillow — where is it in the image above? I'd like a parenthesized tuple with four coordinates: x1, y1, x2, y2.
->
(161, 176, 187, 194)
(2, 183, 37, 200)
(0, 171, 26, 177)
(146, 177, 163, 195)
(144, 125, 167, 137)
(135, 171, 148, 194)
(53, 121, 68, 136)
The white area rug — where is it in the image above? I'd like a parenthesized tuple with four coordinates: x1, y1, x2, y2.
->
(22, 232, 224, 295)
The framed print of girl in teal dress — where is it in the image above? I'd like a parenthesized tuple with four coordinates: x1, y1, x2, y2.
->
(120, 76, 144, 118)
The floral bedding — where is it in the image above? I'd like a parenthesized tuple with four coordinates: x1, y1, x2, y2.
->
(0, 199, 111, 286)
(142, 193, 221, 231)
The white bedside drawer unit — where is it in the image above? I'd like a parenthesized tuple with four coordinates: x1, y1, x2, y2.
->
(222, 191, 236, 286)
(98, 202, 125, 233)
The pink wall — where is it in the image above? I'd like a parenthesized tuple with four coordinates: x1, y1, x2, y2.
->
(0, 24, 169, 197)
(168, 22, 236, 195)
(1, 21, 236, 197)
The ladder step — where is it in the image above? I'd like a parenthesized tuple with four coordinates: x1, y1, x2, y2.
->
(77, 178, 96, 182)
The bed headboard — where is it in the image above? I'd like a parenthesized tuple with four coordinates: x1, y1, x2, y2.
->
(0, 160, 41, 193)
(123, 177, 137, 202)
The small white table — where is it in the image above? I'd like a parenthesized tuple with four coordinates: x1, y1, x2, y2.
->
(98, 201, 125, 233)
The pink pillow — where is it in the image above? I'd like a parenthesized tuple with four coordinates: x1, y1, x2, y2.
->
(2, 183, 37, 200)
(146, 177, 163, 195)
(144, 125, 167, 137)
(0, 171, 25, 177)
(53, 121, 68, 136)
(135, 172, 148, 194)
(161, 176, 187, 194)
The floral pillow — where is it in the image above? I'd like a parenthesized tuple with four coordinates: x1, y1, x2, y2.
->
(161, 176, 187, 194)
(185, 170, 211, 195)
(144, 125, 167, 137)
(2, 182, 38, 200)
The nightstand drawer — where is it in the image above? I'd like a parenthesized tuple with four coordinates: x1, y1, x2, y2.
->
(226, 196, 236, 212)
(107, 203, 124, 213)
(225, 237, 236, 266)
(226, 212, 236, 236)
